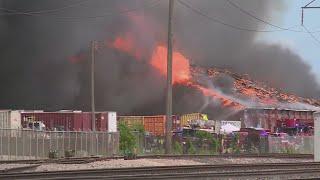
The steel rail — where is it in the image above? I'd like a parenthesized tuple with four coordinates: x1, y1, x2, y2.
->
(0, 162, 320, 179)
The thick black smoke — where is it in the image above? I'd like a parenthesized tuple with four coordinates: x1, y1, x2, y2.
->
(0, 0, 319, 117)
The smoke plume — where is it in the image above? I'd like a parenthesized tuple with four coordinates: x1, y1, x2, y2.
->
(0, 0, 319, 118)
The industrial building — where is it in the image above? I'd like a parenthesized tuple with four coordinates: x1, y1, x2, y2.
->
(234, 107, 315, 133)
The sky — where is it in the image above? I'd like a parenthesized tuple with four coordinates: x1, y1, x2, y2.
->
(257, 0, 320, 82)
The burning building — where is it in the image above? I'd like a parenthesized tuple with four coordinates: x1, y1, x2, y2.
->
(1, 0, 320, 122)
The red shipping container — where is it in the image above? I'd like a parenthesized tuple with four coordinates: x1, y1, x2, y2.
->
(285, 119, 296, 127)
(21, 111, 93, 131)
(95, 112, 107, 131)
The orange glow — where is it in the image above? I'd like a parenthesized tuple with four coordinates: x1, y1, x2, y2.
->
(241, 88, 257, 97)
(68, 53, 86, 64)
(111, 35, 142, 60)
(192, 84, 244, 109)
(150, 45, 191, 84)
(110, 35, 245, 110)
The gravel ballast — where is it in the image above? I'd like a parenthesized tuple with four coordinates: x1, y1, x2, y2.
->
(30, 157, 313, 172)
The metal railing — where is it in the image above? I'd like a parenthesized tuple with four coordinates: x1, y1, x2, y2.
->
(0, 129, 119, 160)
(268, 136, 313, 154)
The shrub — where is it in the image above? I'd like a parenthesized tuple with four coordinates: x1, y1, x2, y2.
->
(186, 140, 196, 154)
(173, 141, 183, 155)
(119, 123, 137, 156)
(64, 150, 75, 158)
(49, 150, 58, 159)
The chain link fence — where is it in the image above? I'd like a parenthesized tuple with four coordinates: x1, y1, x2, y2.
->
(0, 129, 119, 160)
(132, 132, 313, 155)
(268, 136, 313, 154)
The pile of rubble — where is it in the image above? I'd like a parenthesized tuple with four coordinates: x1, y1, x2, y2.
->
(191, 66, 320, 108)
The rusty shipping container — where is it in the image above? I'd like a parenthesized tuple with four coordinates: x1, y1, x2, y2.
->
(95, 112, 107, 131)
(117, 116, 144, 128)
(143, 115, 166, 136)
(118, 115, 180, 136)
(21, 111, 91, 131)
(20, 111, 116, 131)
(180, 113, 208, 126)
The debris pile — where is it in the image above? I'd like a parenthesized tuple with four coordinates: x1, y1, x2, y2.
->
(191, 66, 320, 109)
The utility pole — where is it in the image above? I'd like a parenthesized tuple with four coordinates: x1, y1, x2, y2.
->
(301, 0, 320, 25)
(301, 0, 320, 162)
(165, 0, 174, 154)
(91, 40, 96, 132)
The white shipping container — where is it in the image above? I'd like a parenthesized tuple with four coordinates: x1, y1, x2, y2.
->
(0, 110, 22, 129)
(220, 120, 241, 128)
(108, 112, 117, 132)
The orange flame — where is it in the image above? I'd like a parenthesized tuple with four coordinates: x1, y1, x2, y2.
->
(110, 35, 243, 109)
(150, 45, 191, 84)
(111, 34, 142, 60)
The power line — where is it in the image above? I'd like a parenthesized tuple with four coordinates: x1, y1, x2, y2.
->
(0, 0, 161, 21)
(54, 0, 161, 20)
(0, 0, 91, 16)
(225, 0, 303, 33)
(303, 25, 320, 45)
(177, 0, 288, 33)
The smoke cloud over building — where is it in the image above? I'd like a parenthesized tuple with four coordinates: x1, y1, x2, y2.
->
(0, 0, 319, 117)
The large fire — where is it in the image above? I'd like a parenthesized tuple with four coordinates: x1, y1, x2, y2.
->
(110, 35, 244, 110)
(150, 45, 191, 84)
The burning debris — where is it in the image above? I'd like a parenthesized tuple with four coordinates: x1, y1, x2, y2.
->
(191, 66, 320, 111)
(1, 0, 320, 116)
(110, 33, 320, 115)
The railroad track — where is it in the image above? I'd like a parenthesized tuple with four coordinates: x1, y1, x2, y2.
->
(0, 153, 313, 164)
(0, 162, 319, 179)
(0, 164, 40, 173)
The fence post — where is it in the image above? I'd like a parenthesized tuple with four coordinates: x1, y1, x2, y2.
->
(80, 132, 83, 154)
(15, 130, 18, 160)
(42, 132, 45, 158)
(29, 130, 32, 159)
(62, 131, 65, 157)
(68, 131, 71, 150)
(0, 129, 2, 160)
(36, 131, 39, 159)
(22, 130, 25, 160)
(75, 131, 78, 157)
(85, 132, 88, 156)
(49, 131, 52, 152)
(96, 133, 98, 156)
(56, 132, 59, 157)
(8, 129, 10, 160)
(106, 133, 109, 156)
(102, 132, 105, 156)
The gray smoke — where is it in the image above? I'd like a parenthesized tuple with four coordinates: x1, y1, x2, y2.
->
(0, 0, 319, 117)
